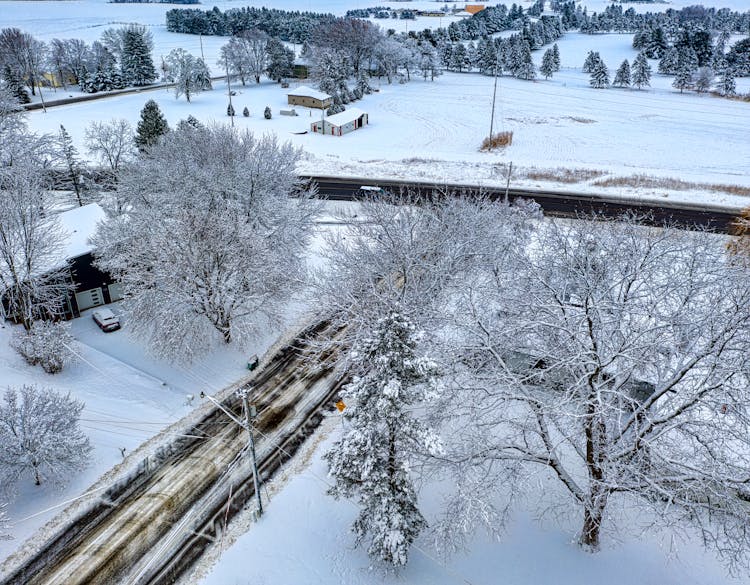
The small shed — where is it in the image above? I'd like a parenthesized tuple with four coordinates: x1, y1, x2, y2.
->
(287, 86, 333, 109)
(311, 108, 368, 136)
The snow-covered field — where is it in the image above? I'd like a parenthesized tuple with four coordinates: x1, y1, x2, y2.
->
(20, 36, 750, 209)
(2, 0, 750, 582)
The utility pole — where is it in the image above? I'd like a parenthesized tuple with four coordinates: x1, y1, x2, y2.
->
(488, 55, 499, 148)
(200, 389, 263, 517)
(241, 388, 263, 517)
(225, 62, 234, 127)
(504, 161, 513, 204)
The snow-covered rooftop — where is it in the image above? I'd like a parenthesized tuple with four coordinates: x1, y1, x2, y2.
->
(325, 107, 367, 127)
(58, 203, 106, 260)
(287, 85, 331, 101)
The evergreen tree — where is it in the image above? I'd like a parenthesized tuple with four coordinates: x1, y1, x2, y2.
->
(265, 37, 294, 82)
(243, 106, 250, 117)
(540, 48, 556, 79)
(658, 47, 679, 75)
(1, 65, 30, 104)
(227, 103, 235, 117)
(589, 59, 610, 88)
(120, 25, 156, 86)
(449, 43, 467, 72)
(551, 43, 561, 71)
(676, 46, 699, 75)
(582, 50, 601, 73)
(632, 52, 652, 89)
(324, 312, 442, 567)
(57, 125, 85, 206)
(613, 59, 631, 88)
(135, 99, 168, 151)
(672, 63, 693, 93)
(718, 66, 736, 97)
(263, 106, 272, 119)
(644, 27, 668, 59)
(516, 42, 535, 80)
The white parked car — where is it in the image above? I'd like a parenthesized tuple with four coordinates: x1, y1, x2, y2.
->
(92, 308, 121, 332)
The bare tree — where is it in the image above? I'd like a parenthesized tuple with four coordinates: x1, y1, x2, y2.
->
(48, 38, 90, 87)
(312, 18, 382, 80)
(162, 48, 211, 102)
(0, 385, 91, 488)
(0, 503, 10, 540)
(0, 140, 71, 330)
(220, 30, 269, 85)
(92, 123, 315, 360)
(439, 215, 750, 569)
(0, 84, 26, 147)
(0, 28, 46, 96)
(85, 118, 134, 185)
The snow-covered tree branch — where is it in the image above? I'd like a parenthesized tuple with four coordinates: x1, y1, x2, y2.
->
(0, 384, 91, 490)
(441, 215, 750, 569)
(93, 123, 315, 360)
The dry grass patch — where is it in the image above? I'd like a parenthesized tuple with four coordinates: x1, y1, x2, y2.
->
(593, 174, 750, 196)
(565, 116, 596, 124)
(480, 130, 513, 151)
(525, 168, 607, 184)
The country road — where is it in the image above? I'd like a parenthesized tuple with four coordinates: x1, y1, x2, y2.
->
(0, 319, 345, 585)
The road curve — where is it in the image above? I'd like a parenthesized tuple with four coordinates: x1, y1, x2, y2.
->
(0, 319, 344, 585)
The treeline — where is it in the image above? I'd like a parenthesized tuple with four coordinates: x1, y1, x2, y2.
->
(0, 25, 156, 102)
(165, 6, 336, 43)
(578, 3, 750, 34)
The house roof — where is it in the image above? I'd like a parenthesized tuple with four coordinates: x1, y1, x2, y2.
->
(287, 85, 332, 101)
(325, 107, 367, 127)
(58, 203, 106, 260)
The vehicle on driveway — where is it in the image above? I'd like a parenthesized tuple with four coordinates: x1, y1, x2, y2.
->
(92, 308, 121, 332)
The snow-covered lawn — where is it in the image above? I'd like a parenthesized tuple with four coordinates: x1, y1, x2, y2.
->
(0, 306, 272, 562)
(195, 416, 746, 585)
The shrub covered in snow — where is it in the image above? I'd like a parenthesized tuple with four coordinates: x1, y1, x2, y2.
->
(11, 321, 76, 374)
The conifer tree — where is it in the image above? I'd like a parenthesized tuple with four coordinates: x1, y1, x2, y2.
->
(658, 47, 679, 75)
(263, 106, 272, 119)
(243, 106, 250, 117)
(582, 50, 601, 73)
(632, 52, 652, 89)
(672, 63, 693, 93)
(134, 99, 168, 151)
(324, 312, 442, 567)
(613, 59, 631, 88)
(227, 103, 235, 117)
(120, 25, 156, 86)
(551, 43, 561, 71)
(2, 65, 30, 104)
(540, 48, 556, 79)
(718, 66, 736, 97)
(57, 125, 85, 206)
(589, 59, 610, 88)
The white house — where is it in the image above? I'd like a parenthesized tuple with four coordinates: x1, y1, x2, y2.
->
(311, 108, 368, 136)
